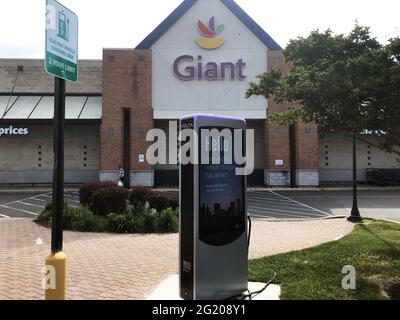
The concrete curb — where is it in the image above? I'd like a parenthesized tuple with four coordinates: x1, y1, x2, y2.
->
(0, 186, 399, 193)
(157, 187, 400, 192)
(250, 215, 348, 223)
(248, 187, 400, 192)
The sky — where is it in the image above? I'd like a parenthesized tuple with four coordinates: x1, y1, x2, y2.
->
(1, 0, 399, 59)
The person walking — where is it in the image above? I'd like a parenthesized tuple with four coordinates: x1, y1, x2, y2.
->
(117, 165, 125, 187)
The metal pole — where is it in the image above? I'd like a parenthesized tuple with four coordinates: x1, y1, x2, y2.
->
(51, 77, 66, 253)
(348, 133, 362, 222)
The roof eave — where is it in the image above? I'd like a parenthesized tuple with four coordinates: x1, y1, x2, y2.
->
(135, 0, 282, 50)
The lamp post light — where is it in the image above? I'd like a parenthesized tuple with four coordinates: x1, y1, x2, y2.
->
(348, 133, 363, 222)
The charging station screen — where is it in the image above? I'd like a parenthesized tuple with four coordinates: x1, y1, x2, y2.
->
(198, 127, 245, 247)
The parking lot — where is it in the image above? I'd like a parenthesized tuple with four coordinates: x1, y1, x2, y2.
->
(275, 189, 400, 222)
(0, 191, 80, 218)
(0, 189, 399, 221)
(161, 189, 400, 221)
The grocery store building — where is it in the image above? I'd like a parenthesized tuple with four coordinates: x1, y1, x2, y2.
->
(0, 0, 399, 187)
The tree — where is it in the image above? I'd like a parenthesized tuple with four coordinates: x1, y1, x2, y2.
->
(246, 25, 400, 221)
(246, 25, 400, 154)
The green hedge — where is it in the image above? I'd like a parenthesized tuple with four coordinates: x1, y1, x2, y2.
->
(36, 202, 178, 234)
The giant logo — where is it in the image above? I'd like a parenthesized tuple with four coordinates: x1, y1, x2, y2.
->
(172, 16, 247, 81)
(195, 16, 225, 50)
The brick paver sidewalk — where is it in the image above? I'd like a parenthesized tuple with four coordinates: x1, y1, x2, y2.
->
(0, 218, 353, 300)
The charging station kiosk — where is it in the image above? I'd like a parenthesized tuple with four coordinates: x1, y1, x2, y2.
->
(179, 114, 248, 300)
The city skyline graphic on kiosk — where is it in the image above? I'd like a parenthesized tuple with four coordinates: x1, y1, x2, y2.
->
(199, 128, 245, 247)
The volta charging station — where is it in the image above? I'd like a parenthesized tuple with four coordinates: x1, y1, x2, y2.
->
(179, 114, 248, 300)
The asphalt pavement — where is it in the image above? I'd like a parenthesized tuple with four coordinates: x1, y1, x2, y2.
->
(0, 189, 399, 221)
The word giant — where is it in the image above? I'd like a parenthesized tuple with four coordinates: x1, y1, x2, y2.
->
(173, 55, 247, 81)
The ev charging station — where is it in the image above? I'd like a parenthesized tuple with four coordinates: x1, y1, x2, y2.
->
(179, 114, 248, 300)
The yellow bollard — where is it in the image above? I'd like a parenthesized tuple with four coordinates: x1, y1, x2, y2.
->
(44, 252, 67, 300)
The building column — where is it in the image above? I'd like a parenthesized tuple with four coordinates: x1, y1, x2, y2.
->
(264, 50, 319, 187)
(294, 122, 320, 187)
(264, 121, 291, 187)
(130, 50, 154, 187)
(264, 50, 291, 187)
(100, 49, 154, 187)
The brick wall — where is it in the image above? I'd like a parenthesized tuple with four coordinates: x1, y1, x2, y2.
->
(295, 122, 319, 169)
(0, 59, 102, 93)
(265, 51, 319, 186)
(264, 51, 290, 186)
(101, 49, 154, 185)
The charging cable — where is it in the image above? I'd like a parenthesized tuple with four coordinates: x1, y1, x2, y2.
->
(247, 213, 252, 252)
(243, 213, 277, 300)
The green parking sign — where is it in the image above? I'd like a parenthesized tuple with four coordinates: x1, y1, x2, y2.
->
(45, 0, 78, 82)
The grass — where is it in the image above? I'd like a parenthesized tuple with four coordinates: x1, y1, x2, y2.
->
(249, 219, 400, 300)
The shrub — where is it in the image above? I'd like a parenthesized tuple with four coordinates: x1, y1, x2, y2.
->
(37, 205, 107, 232)
(107, 212, 143, 233)
(129, 187, 152, 207)
(158, 208, 179, 233)
(79, 181, 116, 206)
(36, 195, 179, 234)
(144, 192, 177, 212)
(166, 196, 179, 210)
(36, 200, 68, 224)
(142, 207, 158, 232)
(129, 189, 178, 212)
(65, 207, 107, 232)
(36, 207, 52, 224)
(90, 186, 129, 216)
(107, 213, 130, 233)
(145, 192, 168, 212)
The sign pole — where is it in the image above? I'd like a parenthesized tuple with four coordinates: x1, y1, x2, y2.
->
(44, 0, 78, 300)
(45, 77, 67, 300)
(52, 76, 66, 253)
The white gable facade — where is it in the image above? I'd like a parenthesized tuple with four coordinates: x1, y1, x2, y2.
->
(151, 0, 269, 119)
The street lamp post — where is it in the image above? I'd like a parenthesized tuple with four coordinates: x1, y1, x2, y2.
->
(348, 133, 363, 222)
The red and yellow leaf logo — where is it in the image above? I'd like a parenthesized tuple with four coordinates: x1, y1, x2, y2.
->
(195, 16, 225, 49)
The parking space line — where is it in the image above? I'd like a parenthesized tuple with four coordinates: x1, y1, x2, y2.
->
(248, 198, 310, 208)
(269, 191, 331, 216)
(0, 205, 38, 216)
(250, 200, 314, 211)
(16, 201, 45, 208)
(248, 207, 324, 217)
(30, 197, 48, 202)
(67, 199, 80, 204)
(248, 196, 297, 203)
(0, 213, 10, 218)
(64, 194, 79, 199)
(250, 203, 317, 213)
(248, 207, 325, 217)
(249, 211, 310, 219)
(250, 214, 308, 220)
(250, 214, 278, 220)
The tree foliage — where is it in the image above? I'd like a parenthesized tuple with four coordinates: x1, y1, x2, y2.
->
(247, 25, 400, 152)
